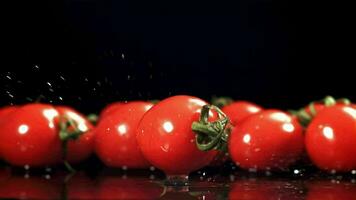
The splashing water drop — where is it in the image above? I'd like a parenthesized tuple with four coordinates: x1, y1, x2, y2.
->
(122, 166, 128, 170)
(24, 165, 30, 170)
(149, 166, 155, 171)
(351, 170, 356, 175)
(44, 174, 51, 180)
(24, 174, 30, 179)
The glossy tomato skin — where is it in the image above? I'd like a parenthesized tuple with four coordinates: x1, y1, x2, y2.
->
(0, 103, 61, 166)
(229, 109, 304, 170)
(0, 106, 17, 122)
(55, 106, 94, 163)
(222, 101, 262, 126)
(95, 101, 153, 168)
(136, 95, 218, 175)
(305, 105, 356, 171)
(99, 102, 125, 120)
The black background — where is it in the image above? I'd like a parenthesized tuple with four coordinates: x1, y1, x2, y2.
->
(1, 0, 354, 114)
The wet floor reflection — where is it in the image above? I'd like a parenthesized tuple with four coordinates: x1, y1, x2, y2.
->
(1, 167, 356, 200)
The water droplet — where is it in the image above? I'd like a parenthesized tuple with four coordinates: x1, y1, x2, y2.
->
(149, 175, 155, 180)
(24, 174, 30, 179)
(34, 65, 40, 70)
(46, 82, 52, 87)
(331, 169, 337, 174)
(5, 75, 12, 80)
(229, 175, 235, 182)
(265, 171, 272, 176)
(59, 76, 66, 81)
(45, 167, 52, 172)
(24, 165, 30, 170)
(44, 174, 51, 180)
(149, 166, 155, 171)
(351, 170, 356, 175)
(127, 75, 131, 80)
(121, 53, 125, 59)
(294, 169, 300, 174)
(122, 175, 127, 179)
(58, 96, 63, 101)
(122, 166, 128, 170)
(202, 172, 206, 176)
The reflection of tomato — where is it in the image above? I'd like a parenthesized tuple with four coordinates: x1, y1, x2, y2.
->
(305, 105, 356, 171)
(222, 101, 262, 126)
(229, 179, 303, 200)
(95, 176, 162, 199)
(0, 176, 61, 199)
(0, 103, 94, 167)
(137, 95, 217, 175)
(95, 101, 153, 168)
(229, 110, 304, 170)
(306, 181, 356, 200)
(55, 106, 94, 163)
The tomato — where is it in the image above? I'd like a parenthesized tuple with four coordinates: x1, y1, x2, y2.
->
(229, 110, 304, 170)
(0, 103, 94, 167)
(95, 176, 162, 199)
(95, 101, 153, 168)
(136, 95, 218, 175)
(222, 101, 262, 126)
(305, 105, 356, 171)
(229, 179, 304, 200)
(99, 102, 125, 120)
(0, 106, 17, 122)
(306, 181, 356, 200)
(55, 106, 94, 163)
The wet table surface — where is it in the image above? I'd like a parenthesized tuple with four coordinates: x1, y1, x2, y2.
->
(1, 165, 356, 200)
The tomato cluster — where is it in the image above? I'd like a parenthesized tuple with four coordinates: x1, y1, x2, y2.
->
(0, 95, 355, 177)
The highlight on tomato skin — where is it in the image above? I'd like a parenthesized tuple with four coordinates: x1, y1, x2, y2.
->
(55, 106, 95, 164)
(94, 101, 153, 168)
(305, 105, 356, 172)
(306, 180, 356, 200)
(228, 109, 304, 171)
(136, 95, 218, 176)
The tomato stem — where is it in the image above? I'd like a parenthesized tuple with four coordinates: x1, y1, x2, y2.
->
(192, 105, 231, 152)
(87, 114, 98, 125)
(211, 96, 233, 108)
(59, 116, 84, 173)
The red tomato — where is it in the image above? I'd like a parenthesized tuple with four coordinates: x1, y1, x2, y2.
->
(95, 101, 153, 168)
(306, 181, 356, 200)
(229, 179, 304, 200)
(136, 95, 218, 175)
(95, 177, 162, 199)
(222, 101, 262, 126)
(0, 103, 94, 167)
(99, 102, 125, 120)
(0, 106, 17, 122)
(305, 105, 356, 171)
(229, 110, 304, 170)
(55, 106, 94, 163)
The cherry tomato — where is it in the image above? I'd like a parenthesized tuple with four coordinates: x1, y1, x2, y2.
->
(55, 106, 94, 163)
(136, 95, 217, 175)
(99, 102, 125, 120)
(305, 105, 356, 171)
(95, 101, 153, 168)
(95, 176, 162, 199)
(306, 181, 356, 200)
(0, 106, 17, 122)
(0, 103, 94, 167)
(229, 179, 304, 200)
(229, 110, 304, 171)
(222, 101, 262, 126)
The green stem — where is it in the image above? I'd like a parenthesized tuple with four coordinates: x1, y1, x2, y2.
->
(191, 105, 231, 152)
